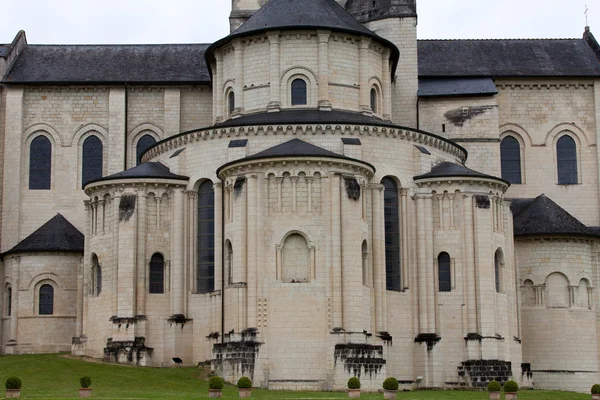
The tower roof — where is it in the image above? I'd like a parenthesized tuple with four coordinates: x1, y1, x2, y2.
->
(413, 161, 509, 185)
(2, 214, 84, 257)
(84, 162, 189, 188)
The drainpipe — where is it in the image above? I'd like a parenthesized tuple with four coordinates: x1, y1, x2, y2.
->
(124, 83, 128, 170)
(220, 176, 225, 343)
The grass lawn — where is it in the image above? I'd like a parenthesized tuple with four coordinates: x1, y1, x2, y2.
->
(0, 353, 588, 399)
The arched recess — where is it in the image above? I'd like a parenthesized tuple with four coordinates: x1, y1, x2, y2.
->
(381, 176, 401, 291)
(28, 272, 67, 292)
(71, 123, 108, 147)
(149, 253, 165, 294)
(81, 135, 104, 188)
(37, 281, 56, 315)
(23, 123, 65, 147)
(280, 66, 318, 107)
(578, 278, 591, 308)
(368, 77, 383, 115)
(91, 254, 102, 296)
(522, 279, 535, 307)
(5, 284, 11, 317)
(545, 123, 591, 148)
(28, 135, 52, 190)
(291, 78, 308, 106)
(556, 134, 579, 185)
(127, 123, 163, 167)
(545, 272, 570, 307)
(197, 180, 215, 293)
(500, 135, 523, 184)
(437, 252, 451, 292)
(499, 124, 533, 147)
(276, 231, 315, 283)
(225, 240, 233, 286)
(494, 249, 504, 293)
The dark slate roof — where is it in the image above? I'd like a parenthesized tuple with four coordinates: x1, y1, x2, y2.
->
(207, 0, 399, 75)
(2, 214, 84, 256)
(418, 78, 498, 97)
(418, 39, 600, 77)
(84, 162, 189, 187)
(510, 194, 597, 238)
(216, 138, 375, 174)
(0, 46, 8, 57)
(214, 109, 396, 128)
(3, 44, 211, 84)
(345, 0, 417, 23)
(413, 161, 508, 184)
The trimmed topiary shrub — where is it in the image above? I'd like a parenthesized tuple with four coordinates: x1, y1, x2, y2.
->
(209, 376, 225, 390)
(504, 380, 519, 393)
(237, 377, 251, 389)
(382, 377, 399, 391)
(80, 376, 92, 388)
(487, 380, 501, 392)
(592, 384, 600, 394)
(348, 377, 361, 389)
(5, 377, 22, 390)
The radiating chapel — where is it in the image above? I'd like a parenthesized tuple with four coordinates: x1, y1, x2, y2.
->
(1, 0, 600, 392)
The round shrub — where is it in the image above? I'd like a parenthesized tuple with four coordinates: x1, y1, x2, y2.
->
(347, 377, 361, 389)
(80, 376, 92, 389)
(592, 384, 600, 395)
(237, 376, 252, 389)
(504, 380, 519, 393)
(209, 376, 225, 390)
(5, 377, 22, 390)
(382, 377, 399, 391)
(487, 380, 501, 392)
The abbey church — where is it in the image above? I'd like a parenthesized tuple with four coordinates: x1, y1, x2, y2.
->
(1, 0, 600, 392)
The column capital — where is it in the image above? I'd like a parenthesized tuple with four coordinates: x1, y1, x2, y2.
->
(368, 183, 384, 191)
(358, 38, 371, 49)
(290, 176, 299, 183)
(213, 181, 223, 189)
(84, 200, 91, 211)
(436, 193, 445, 201)
(267, 31, 281, 44)
(317, 30, 331, 43)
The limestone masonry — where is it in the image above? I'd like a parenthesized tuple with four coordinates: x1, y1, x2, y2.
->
(1, 0, 600, 393)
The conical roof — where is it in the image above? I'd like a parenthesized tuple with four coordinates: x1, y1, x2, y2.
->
(2, 214, 84, 257)
(414, 161, 509, 185)
(84, 162, 189, 188)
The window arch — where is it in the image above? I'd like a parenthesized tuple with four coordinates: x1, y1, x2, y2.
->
(291, 78, 307, 106)
(225, 240, 233, 285)
(362, 241, 369, 287)
(557, 135, 578, 184)
(92, 254, 102, 296)
(39, 284, 54, 315)
(82, 135, 103, 187)
(149, 253, 165, 294)
(6, 286, 11, 317)
(438, 252, 451, 292)
(500, 136, 522, 184)
(494, 249, 503, 293)
(370, 88, 378, 113)
(522, 279, 535, 307)
(136, 134, 157, 166)
(282, 233, 310, 283)
(29, 135, 52, 190)
(546, 272, 569, 307)
(382, 177, 401, 291)
(228, 91, 235, 115)
(197, 181, 215, 293)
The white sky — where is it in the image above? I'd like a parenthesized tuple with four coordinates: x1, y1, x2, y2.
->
(1, 0, 598, 45)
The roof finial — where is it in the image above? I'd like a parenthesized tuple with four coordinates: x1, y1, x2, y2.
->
(585, 4, 589, 27)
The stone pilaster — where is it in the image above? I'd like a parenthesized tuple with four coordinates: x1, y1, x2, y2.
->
(107, 88, 126, 174)
(358, 38, 371, 113)
(267, 31, 281, 112)
(317, 30, 332, 110)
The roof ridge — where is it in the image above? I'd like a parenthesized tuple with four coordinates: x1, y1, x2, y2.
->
(418, 38, 582, 42)
(26, 43, 211, 47)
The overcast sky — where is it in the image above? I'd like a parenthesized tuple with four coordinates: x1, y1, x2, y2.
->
(1, 0, 598, 45)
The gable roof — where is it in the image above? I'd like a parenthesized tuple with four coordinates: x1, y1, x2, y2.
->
(414, 161, 509, 184)
(84, 162, 189, 187)
(418, 39, 600, 78)
(510, 194, 597, 238)
(2, 44, 211, 84)
(2, 214, 84, 256)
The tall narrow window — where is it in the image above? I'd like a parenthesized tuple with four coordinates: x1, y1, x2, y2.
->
(29, 135, 52, 190)
(136, 134, 157, 166)
(382, 177, 401, 291)
(228, 91, 235, 115)
(39, 284, 54, 315)
(6, 287, 11, 317)
(82, 135, 103, 187)
(500, 136, 522, 184)
(92, 254, 102, 296)
(494, 250, 502, 293)
(362, 241, 369, 287)
(197, 181, 215, 293)
(291, 79, 307, 106)
(438, 252, 451, 292)
(370, 88, 378, 113)
(557, 135, 578, 184)
(149, 253, 165, 294)
(225, 241, 233, 285)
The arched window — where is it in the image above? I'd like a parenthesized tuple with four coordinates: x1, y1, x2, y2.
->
(149, 253, 165, 294)
(228, 91, 235, 115)
(6, 286, 11, 317)
(438, 252, 451, 292)
(82, 135, 103, 187)
(522, 280, 535, 307)
(362, 240, 369, 287)
(546, 272, 569, 307)
(225, 241, 233, 285)
(382, 177, 401, 291)
(39, 284, 54, 315)
(500, 136, 522, 184)
(494, 250, 503, 293)
(197, 181, 215, 293)
(29, 135, 52, 190)
(370, 88, 378, 113)
(282, 233, 310, 283)
(557, 135, 578, 184)
(92, 254, 102, 296)
(136, 134, 157, 166)
(291, 79, 307, 106)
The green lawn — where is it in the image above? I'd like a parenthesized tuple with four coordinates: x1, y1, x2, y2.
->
(0, 354, 588, 399)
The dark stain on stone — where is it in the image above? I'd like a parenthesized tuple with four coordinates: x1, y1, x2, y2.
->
(212, 331, 262, 382)
(333, 343, 385, 379)
(459, 360, 512, 388)
(475, 195, 490, 209)
(234, 177, 246, 198)
(119, 195, 136, 222)
(414, 333, 441, 350)
(104, 336, 153, 364)
(344, 177, 361, 201)
(444, 106, 495, 127)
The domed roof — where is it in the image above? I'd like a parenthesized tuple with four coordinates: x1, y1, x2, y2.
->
(207, 0, 399, 74)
